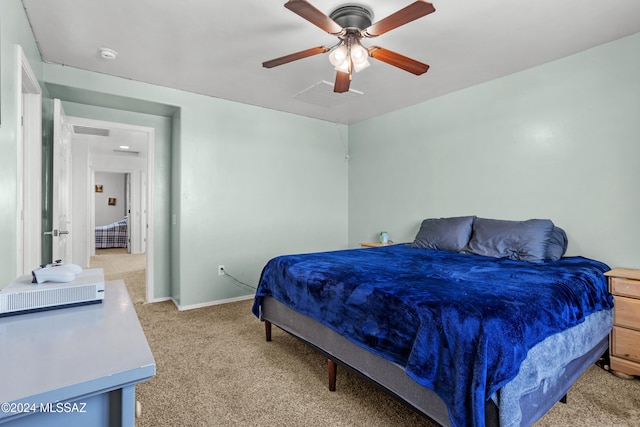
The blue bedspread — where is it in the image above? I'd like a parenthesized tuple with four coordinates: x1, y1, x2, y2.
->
(252, 245, 612, 427)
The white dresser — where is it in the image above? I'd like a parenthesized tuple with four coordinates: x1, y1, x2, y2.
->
(0, 281, 155, 426)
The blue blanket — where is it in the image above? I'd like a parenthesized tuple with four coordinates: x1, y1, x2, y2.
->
(252, 245, 612, 427)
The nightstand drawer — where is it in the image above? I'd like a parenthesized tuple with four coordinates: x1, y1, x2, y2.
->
(612, 326, 640, 363)
(611, 277, 640, 299)
(614, 296, 640, 330)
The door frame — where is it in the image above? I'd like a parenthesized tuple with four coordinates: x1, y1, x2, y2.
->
(67, 116, 155, 302)
(17, 45, 43, 275)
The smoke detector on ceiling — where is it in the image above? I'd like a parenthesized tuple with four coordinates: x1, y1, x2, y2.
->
(99, 47, 118, 60)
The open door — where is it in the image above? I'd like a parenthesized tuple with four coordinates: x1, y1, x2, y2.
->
(47, 99, 73, 262)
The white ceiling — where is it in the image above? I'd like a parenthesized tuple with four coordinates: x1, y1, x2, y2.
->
(21, 0, 640, 125)
(70, 121, 149, 158)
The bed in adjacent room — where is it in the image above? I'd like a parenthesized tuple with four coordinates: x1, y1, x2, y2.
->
(95, 217, 128, 249)
(252, 216, 613, 427)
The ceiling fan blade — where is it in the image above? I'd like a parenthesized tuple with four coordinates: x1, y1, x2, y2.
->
(262, 46, 330, 68)
(368, 46, 430, 75)
(334, 71, 351, 93)
(363, 1, 435, 37)
(285, 0, 344, 35)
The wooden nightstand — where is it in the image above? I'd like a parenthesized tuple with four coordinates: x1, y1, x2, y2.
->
(604, 267, 640, 378)
(360, 242, 398, 248)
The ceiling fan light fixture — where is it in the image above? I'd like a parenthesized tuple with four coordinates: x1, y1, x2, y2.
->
(330, 38, 370, 73)
(334, 59, 350, 73)
(350, 41, 370, 72)
(350, 43, 366, 61)
(329, 44, 348, 68)
(352, 58, 370, 72)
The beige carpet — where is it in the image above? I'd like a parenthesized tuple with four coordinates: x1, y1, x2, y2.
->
(91, 250, 640, 426)
(91, 248, 147, 304)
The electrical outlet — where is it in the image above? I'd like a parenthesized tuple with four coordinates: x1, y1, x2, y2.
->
(218, 265, 225, 276)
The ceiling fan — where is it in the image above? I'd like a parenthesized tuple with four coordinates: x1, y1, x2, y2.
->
(263, 0, 436, 93)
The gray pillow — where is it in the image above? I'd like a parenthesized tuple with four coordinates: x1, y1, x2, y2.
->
(464, 218, 554, 262)
(410, 216, 476, 252)
(545, 226, 568, 261)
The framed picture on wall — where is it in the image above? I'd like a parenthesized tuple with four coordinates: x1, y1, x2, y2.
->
(108, 198, 116, 206)
(95, 184, 103, 193)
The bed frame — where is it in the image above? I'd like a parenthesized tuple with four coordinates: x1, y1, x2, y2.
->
(259, 296, 609, 427)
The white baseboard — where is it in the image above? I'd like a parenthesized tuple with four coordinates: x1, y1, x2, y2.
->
(171, 294, 254, 311)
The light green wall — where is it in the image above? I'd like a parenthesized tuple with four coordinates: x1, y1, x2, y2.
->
(43, 64, 349, 307)
(0, 0, 49, 286)
(349, 34, 640, 268)
(173, 101, 349, 306)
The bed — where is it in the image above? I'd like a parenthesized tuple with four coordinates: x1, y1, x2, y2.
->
(252, 216, 613, 427)
(95, 217, 128, 249)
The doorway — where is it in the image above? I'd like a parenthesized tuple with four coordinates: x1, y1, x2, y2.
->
(17, 46, 43, 275)
(94, 171, 131, 254)
(66, 116, 155, 302)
